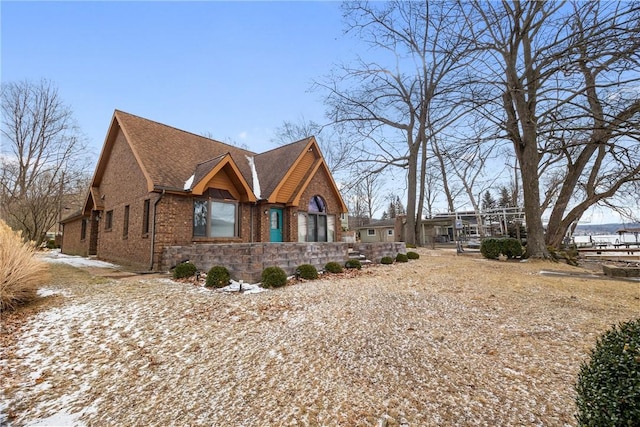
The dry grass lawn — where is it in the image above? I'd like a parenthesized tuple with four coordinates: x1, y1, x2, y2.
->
(1, 249, 638, 426)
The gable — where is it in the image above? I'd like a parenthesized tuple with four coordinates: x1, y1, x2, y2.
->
(270, 146, 318, 204)
(114, 110, 257, 192)
(263, 138, 347, 212)
(83, 123, 149, 213)
(189, 154, 256, 202)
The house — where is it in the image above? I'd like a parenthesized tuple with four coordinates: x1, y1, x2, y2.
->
(60, 110, 352, 278)
(356, 218, 401, 243)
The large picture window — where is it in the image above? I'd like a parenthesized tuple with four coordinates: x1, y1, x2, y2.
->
(193, 191, 238, 238)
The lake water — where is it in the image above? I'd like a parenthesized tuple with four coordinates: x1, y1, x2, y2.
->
(573, 234, 640, 245)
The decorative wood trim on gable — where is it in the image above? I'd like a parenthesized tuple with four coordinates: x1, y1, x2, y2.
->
(268, 138, 320, 204)
(289, 161, 349, 213)
(190, 154, 257, 202)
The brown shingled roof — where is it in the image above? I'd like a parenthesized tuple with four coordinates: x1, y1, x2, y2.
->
(86, 111, 345, 211)
(254, 137, 313, 199)
(114, 110, 256, 191)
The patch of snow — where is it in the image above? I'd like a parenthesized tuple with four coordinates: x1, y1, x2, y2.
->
(184, 174, 195, 190)
(245, 156, 261, 199)
(221, 280, 265, 294)
(38, 250, 118, 269)
(37, 288, 72, 298)
(25, 410, 83, 427)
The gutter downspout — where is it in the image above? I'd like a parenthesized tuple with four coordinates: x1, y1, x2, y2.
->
(149, 189, 165, 270)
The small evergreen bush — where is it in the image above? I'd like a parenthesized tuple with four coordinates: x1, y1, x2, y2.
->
(501, 238, 523, 259)
(575, 318, 640, 426)
(261, 266, 288, 288)
(345, 259, 362, 270)
(205, 266, 230, 288)
(396, 253, 409, 263)
(297, 264, 318, 280)
(406, 243, 416, 249)
(380, 256, 393, 265)
(480, 238, 501, 259)
(173, 262, 197, 279)
(324, 261, 343, 274)
(0, 220, 48, 312)
(407, 251, 420, 260)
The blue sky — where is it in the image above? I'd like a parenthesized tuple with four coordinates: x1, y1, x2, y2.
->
(2, 1, 633, 224)
(2, 1, 350, 156)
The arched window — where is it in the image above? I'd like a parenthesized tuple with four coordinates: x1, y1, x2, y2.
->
(306, 195, 333, 242)
(308, 195, 326, 213)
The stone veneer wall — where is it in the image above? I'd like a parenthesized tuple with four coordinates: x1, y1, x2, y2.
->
(352, 242, 407, 263)
(161, 241, 406, 283)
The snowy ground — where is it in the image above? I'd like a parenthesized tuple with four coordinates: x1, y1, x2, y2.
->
(2, 250, 639, 426)
(38, 250, 119, 269)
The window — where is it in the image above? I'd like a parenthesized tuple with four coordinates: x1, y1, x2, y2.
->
(367, 229, 376, 236)
(142, 199, 150, 235)
(123, 205, 129, 239)
(387, 229, 394, 236)
(298, 212, 307, 242)
(306, 195, 334, 242)
(80, 219, 87, 240)
(193, 191, 238, 238)
(105, 210, 113, 231)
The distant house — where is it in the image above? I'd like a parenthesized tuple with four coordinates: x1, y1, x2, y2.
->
(356, 218, 401, 243)
(61, 110, 348, 272)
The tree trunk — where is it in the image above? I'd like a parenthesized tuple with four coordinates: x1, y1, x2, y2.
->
(516, 141, 548, 258)
(405, 149, 419, 246)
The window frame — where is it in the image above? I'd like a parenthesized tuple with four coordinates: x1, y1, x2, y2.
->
(193, 197, 239, 239)
(105, 210, 113, 231)
(123, 205, 130, 239)
(142, 199, 150, 236)
(367, 229, 376, 236)
(80, 218, 87, 241)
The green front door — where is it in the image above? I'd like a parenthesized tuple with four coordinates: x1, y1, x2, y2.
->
(270, 208, 283, 242)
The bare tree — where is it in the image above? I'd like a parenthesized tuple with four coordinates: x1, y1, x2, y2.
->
(1, 79, 89, 245)
(341, 167, 385, 224)
(541, 2, 640, 247)
(464, 1, 640, 255)
(318, 1, 472, 245)
(271, 117, 355, 174)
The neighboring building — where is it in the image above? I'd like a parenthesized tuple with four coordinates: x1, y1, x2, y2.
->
(357, 218, 401, 243)
(61, 110, 348, 271)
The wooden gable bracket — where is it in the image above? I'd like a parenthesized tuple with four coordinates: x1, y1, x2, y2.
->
(190, 154, 257, 202)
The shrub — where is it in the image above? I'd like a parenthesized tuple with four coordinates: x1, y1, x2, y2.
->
(380, 256, 394, 265)
(261, 266, 288, 288)
(324, 262, 343, 274)
(297, 264, 318, 280)
(173, 262, 197, 279)
(480, 238, 501, 259)
(0, 220, 48, 312)
(345, 259, 362, 270)
(205, 266, 231, 288)
(575, 318, 640, 426)
(407, 251, 420, 260)
(396, 253, 409, 263)
(501, 238, 523, 259)
(406, 243, 417, 249)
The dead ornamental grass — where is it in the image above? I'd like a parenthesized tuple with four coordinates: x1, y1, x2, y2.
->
(0, 220, 49, 312)
(3, 249, 639, 426)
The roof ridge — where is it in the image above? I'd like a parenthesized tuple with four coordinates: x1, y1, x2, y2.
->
(194, 153, 229, 168)
(114, 110, 257, 155)
(256, 136, 312, 156)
